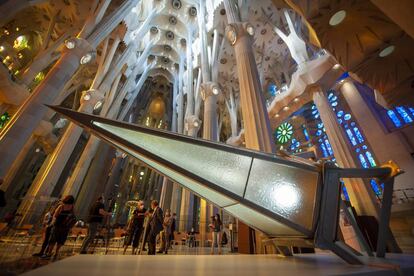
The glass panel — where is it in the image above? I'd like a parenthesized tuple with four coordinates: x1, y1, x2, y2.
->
(110, 139, 236, 207)
(365, 151, 376, 167)
(387, 110, 402, 127)
(93, 122, 251, 197)
(358, 154, 369, 168)
(345, 128, 357, 146)
(244, 158, 319, 231)
(396, 106, 413, 123)
(353, 127, 364, 143)
(225, 204, 303, 236)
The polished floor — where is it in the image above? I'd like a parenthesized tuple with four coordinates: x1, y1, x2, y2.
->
(22, 253, 414, 276)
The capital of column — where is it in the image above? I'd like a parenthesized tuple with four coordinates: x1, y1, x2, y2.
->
(80, 89, 105, 112)
(201, 82, 220, 101)
(63, 37, 96, 65)
(185, 115, 202, 132)
(225, 22, 255, 46)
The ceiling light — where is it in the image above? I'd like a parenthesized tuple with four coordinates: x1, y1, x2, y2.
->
(94, 101, 103, 111)
(332, 64, 341, 69)
(140, 171, 144, 176)
(275, 114, 279, 118)
(193, 121, 200, 128)
(293, 98, 299, 102)
(212, 87, 220, 95)
(0, 46, 4, 52)
(329, 10, 346, 26)
(226, 25, 237, 46)
(379, 45, 395, 57)
(283, 106, 289, 111)
(80, 53, 93, 64)
(245, 24, 255, 36)
(65, 39, 76, 49)
(83, 94, 91, 101)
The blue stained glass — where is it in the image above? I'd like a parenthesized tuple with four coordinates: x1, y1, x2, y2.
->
(320, 143, 328, 157)
(370, 179, 382, 196)
(409, 107, 414, 117)
(351, 122, 356, 126)
(312, 109, 319, 115)
(365, 151, 376, 167)
(396, 106, 413, 123)
(359, 154, 369, 168)
(325, 139, 334, 155)
(303, 127, 310, 141)
(337, 110, 344, 118)
(317, 123, 324, 129)
(346, 128, 357, 146)
(268, 83, 278, 96)
(362, 145, 368, 150)
(387, 109, 402, 127)
(296, 141, 300, 147)
(323, 127, 326, 132)
(316, 130, 322, 136)
(353, 127, 364, 143)
(356, 148, 360, 153)
(344, 114, 352, 120)
(341, 183, 350, 201)
(314, 114, 319, 119)
(312, 105, 316, 110)
(328, 92, 334, 99)
(337, 119, 343, 124)
(331, 101, 338, 107)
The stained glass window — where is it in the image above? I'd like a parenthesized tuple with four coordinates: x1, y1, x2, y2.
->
(345, 128, 357, 146)
(353, 127, 364, 143)
(302, 126, 310, 141)
(275, 122, 293, 144)
(0, 112, 10, 128)
(396, 106, 413, 123)
(358, 154, 369, 168)
(365, 151, 376, 167)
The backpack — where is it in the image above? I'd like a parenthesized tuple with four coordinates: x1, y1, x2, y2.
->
(221, 231, 228, 245)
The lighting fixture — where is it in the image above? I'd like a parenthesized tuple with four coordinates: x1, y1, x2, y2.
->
(212, 86, 220, 95)
(83, 94, 91, 101)
(332, 64, 341, 69)
(329, 10, 346, 26)
(65, 39, 76, 49)
(379, 45, 395, 57)
(245, 23, 255, 36)
(226, 25, 237, 46)
(80, 53, 93, 64)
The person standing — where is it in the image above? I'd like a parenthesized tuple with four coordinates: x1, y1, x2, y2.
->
(169, 213, 176, 249)
(33, 197, 62, 257)
(123, 201, 146, 255)
(210, 214, 223, 254)
(158, 209, 173, 254)
(80, 196, 111, 254)
(148, 200, 163, 255)
(41, 195, 76, 260)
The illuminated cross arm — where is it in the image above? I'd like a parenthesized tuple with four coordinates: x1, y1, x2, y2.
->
(49, 105, 400, 264)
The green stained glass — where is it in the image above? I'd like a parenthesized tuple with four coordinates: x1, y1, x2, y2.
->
(0, 112, 10, 128)
(275, 122, 293, 144)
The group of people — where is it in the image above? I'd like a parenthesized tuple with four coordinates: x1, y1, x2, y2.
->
(27, 193, 225, 259)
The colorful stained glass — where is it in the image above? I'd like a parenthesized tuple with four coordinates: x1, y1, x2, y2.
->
(337, 110, 344, 118)
(346, 128, 357, 146)
(344, 114, 352, 120)
(324, 139, 334, 155)
(365, 151, 376, 167)
(353, 127, 364, 143)
(387, 109, 402, 128)
(396, 106, 413, 123)
(358, 154, 369, 168)
(370, 179, 382, 196)
(0, 112, 10, 128)
(275, 122, 293, 144)
(302, 126, 310, 141)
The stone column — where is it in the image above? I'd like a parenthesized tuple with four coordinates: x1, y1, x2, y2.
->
(0, 38, 94, 178)
(224, 0, 275, 253)
(339, 81, 414, 191)
(185, 31, 194, 118)
(17, 90, 103, 223)
(177, 55, 185, 134)
(201, 82, 219, 141)
(313, 88, 379, 217)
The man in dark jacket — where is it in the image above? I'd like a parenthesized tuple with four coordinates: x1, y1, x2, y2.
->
(148, 200, 163, 255)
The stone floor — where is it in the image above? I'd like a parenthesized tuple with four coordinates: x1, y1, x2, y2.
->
(22, 253, 414, 276)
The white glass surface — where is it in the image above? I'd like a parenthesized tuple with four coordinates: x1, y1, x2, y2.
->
(225, 204, 303, 236)
(97, 128, 238, 207)
(245, 158, 319, 231)
(94, 122, 251, 197)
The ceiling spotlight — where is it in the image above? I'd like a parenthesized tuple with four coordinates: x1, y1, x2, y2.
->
(189, 7, 197, 17)
(83, 94, 91, 101)
(65, 39, 76, 49)
(329, 10, 346, 26)
(379, 45, 395, 57)
(93, 101, 103, 111)
(172, 0, 182, 10)
(332, 64, 341, 69)
(226, 25, 237, 46)
(275, 114, 280, 118)
(283, 106, 289, 111)
(35, 148, 41, 153)
(212, 87, 220, 95)
(293, 98, 299, 102)
(80, 53, 93, 64)
(245, 24, 255, 36)
(140, 171, 144, 176)
(193, 121, 199, 128)
(0, 46, 4, 52)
